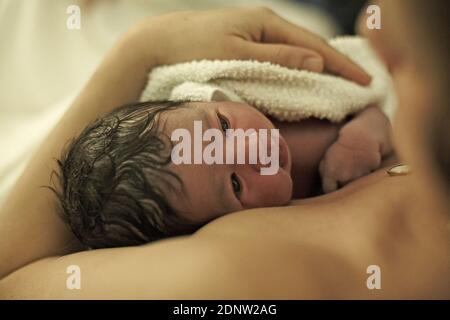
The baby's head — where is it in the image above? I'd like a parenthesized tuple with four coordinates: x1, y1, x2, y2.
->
(55, 100, 292, 248)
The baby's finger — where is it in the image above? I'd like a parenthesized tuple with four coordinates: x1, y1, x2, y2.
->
(319, 160, 338, 193)
(237, 40, 324, 72)
(322, 176, 338, 194)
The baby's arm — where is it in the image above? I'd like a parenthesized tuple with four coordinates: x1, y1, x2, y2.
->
(319, 105, 393, 193)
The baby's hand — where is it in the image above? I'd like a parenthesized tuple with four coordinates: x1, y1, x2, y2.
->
(319, 105, 393, 193)
(319, 133, 382, 193)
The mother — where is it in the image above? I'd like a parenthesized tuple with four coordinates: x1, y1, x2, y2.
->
(0, 1, 449, 298)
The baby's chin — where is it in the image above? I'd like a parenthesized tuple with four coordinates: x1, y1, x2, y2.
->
(267, 134, 293, 205)
(282, 170, 294, 204)
(270, 169, 293, 207)
(279, 133, 292, 175)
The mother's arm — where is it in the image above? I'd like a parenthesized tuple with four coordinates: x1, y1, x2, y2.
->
(0, 20, 154, 280)
(3, 169, 448, 299)
(0, 232, 358, 299)
(0, 7, 371, 280)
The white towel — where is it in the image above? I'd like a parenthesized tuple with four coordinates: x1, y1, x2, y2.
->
(140, 37, 395, 123)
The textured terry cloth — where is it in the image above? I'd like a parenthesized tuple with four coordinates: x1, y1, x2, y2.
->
(140, 37, 395, 122)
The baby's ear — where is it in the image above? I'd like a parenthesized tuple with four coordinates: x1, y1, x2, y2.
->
(209, 86, 242, 103)
(169, 82, 237, 103)
(211, 90, 230, 101)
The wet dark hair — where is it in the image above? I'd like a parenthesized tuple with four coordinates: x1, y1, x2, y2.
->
(51, 101, 201, 249)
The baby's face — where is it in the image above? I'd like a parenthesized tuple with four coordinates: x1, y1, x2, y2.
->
(159, 101, 292, 224)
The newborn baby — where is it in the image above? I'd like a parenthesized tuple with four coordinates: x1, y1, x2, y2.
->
(55, 100, 393, 248)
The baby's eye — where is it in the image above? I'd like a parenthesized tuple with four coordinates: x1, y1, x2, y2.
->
(231, 173, 241, 199)
(217, 112, 230, 132)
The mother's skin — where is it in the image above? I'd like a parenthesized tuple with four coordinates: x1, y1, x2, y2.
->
(1, 169, 448, 299)
(0, 3, 449, 298)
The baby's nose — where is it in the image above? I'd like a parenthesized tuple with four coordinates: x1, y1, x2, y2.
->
(245, 131, 276, 173)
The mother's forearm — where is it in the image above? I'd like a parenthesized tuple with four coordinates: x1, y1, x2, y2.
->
(0, 234, 338, 299)
(0, 27, 159, 280)
(0, 236, 241, 299)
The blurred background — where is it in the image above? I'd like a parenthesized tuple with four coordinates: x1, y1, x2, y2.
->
(0, 0, 366, 205)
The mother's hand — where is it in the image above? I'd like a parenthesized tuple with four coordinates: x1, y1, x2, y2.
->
(131, 7, 372, 85)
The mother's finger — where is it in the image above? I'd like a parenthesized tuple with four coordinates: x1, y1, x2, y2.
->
(236, 40, 324, 71)
(260, 9, 372, 85)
